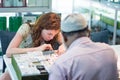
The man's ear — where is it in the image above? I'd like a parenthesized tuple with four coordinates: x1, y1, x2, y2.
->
(63, 34, 68, 42)
(88, 29, 91, 37)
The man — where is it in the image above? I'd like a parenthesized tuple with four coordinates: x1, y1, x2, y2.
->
(49, 14, 118, 80)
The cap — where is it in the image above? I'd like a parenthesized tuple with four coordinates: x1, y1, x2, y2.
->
(61, 14, 87, 32)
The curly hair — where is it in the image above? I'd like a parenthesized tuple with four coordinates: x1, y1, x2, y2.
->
(30, 12, 61, 47)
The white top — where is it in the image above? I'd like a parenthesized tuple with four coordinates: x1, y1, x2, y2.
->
(17, 23, 33, 48)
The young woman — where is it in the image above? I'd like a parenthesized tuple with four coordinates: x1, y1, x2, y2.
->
(0, 12, 66, 80)
(6, 12, 66, 58)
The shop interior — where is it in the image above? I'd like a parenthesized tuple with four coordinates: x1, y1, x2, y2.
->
(0, 0, 120, 79)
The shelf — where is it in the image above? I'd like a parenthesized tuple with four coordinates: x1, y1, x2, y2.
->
(0, 7, 51, 13)
(90, 0, 120, 45)
(0, 0, 52, 13)
(91, 1, 120, 10)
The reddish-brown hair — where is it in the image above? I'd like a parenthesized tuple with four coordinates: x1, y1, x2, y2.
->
(30, 12, 61, 47)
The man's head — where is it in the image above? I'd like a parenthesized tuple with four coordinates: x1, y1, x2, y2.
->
(61, 13, 90, 47)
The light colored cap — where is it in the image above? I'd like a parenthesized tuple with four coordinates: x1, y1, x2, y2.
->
(61, 14, 87, 32)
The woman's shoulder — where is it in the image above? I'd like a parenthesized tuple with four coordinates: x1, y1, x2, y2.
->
(25, 22, 35, 27)
(20, 22, 35, 31)
(17, 23, 33, 38)
(19, 23, 29, 29)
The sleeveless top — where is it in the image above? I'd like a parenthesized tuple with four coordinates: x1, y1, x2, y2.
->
(17, 23, 33, 48)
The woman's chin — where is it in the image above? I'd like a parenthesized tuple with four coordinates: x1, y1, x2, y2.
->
(45, 39, 50, 41)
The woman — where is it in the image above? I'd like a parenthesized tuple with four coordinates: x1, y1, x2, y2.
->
(0, 12, 66, 80)
(6, 12, 66, 58)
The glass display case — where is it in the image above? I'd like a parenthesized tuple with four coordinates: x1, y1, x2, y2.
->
(72, 0, 120, 45)
(90, 0, 120, 45)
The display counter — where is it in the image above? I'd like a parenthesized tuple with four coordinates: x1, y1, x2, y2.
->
(3, 45, 120, 80)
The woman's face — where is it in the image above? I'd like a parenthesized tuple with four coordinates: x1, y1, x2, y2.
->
(41, 29, 59, 41)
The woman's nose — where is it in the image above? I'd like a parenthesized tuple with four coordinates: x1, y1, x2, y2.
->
(49, 36, 54, 40)
(48, 35, 54, 40)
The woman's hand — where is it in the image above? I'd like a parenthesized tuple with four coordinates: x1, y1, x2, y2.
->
(37, 44, 53, 51)
(57, 44, 66, 55)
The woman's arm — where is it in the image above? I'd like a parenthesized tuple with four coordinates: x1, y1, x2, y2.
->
(6, 33, 53, 57)
(6, 33, 35, 57)
(6, 23, 53, 58)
